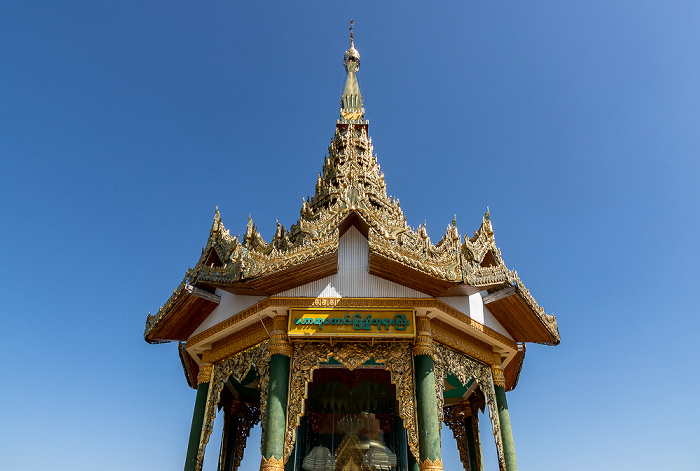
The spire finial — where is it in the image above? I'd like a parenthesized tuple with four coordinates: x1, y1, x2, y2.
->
(340, 20, 365, 123)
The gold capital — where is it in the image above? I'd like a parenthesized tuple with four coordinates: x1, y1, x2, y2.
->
(269, 313, 292, 357)
(491, 365, 506, 388)
(413, 315, 434, 357)
(196, 362, 212, 385)
(269, 332, 293, 357)
(413, 334, 435, 357)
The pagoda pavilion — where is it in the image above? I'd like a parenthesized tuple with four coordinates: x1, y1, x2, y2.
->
(144, 24, 560, 471)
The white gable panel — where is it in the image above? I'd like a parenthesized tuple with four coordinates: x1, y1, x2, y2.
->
(438, 292, 513, 340)
(274, 226, 428, 298)
(483, 305, 512, 340)
(190, 290, 266, 337)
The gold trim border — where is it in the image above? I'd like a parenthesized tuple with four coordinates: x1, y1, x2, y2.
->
(202, 319, 272, 364)
(186, 297, 516, 350)
(288, 307, 416, 338)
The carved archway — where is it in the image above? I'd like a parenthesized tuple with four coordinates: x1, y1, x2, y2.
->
(283, 341, 419, 461)
(434, 343, 506, 471)
(195, 340, 270, 471)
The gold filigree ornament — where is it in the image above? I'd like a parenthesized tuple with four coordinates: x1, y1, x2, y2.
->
(283, 341, 420, 462)
(412, 334, 435, 357)
(434, 344, 507, 471)
(268, 332, 292, 357)
(217, 400, 260, 471)
(194, 341, 270, 471)
(196, 363, 213, 385)
(418, 458, 444, 471)
(491, 364, 506, 388)
(443, 405, 470, 471)
(259, 455, 285, 471)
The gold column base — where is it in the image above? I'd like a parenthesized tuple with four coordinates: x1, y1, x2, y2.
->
(260, 456, 285, 471)
(419, 458, 444, 471)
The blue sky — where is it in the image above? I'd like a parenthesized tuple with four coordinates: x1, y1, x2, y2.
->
(1, 2, 699, 470)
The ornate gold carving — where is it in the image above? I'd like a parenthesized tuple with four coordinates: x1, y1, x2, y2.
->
(268, 332, 292, 357)
(144, 270, 195, 341)
(434, 344, 506, 471)
(217, 400, 260, 471)
(268, 313, 292, 357)
(232, 401, 259, 471)
(259, 455, 285, 471)
(203, 319, 272, 364)
(430, 319, 496, 365)
(196, 363, 212, 385)
(413, 335, 435, 357)
(431, 299, 516, 349)
(413, 317, 434, 357)
(147, 97, 559, 349)
(194, 341, 270, 471)
(491, 353, 506, 388)
(284, 341, 419, 461)
(443, 405, 470, 471)
(491, 365, 506, 388)
(433, 346, 445, 428)
(187, 297, 516, 350)
(418, 458, 444, 471)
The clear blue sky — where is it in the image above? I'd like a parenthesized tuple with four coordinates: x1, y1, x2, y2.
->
(1, 2, 698, 470)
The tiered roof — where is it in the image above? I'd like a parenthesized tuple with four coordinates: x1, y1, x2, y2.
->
(144, 27, 559, 358)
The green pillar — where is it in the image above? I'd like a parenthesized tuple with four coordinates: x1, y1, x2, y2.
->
(413, 317, 442, 470)
(261, 315, 292, 471)
(184, 371, 211, 471)
(464, 415, 479, 471)
(494, 385, 518, 471)
(221, 410, 238, 471)
(262, 353, 290, 459)
(414, 354, 442, 463)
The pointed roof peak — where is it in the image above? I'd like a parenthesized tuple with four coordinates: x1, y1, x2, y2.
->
(210, 206, 222, 235)
(339, 19, 366, 125)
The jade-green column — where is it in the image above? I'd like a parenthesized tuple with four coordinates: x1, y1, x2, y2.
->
(221, 407, 238, 471)
(260, 315, 292, 471)
(464, 415, 479, 471)
(184, 364, 212, 471)
(413, 316, 443, 470)
(493, 366, 518, 471)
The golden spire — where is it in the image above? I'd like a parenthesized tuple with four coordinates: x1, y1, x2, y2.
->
(340, 19, 365, 123)
(343, 19, 361, 73)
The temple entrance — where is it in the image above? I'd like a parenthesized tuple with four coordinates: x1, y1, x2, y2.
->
(291, 365, 409, 471)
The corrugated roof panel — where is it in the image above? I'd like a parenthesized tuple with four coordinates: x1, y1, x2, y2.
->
(274, 226, 429, 298)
